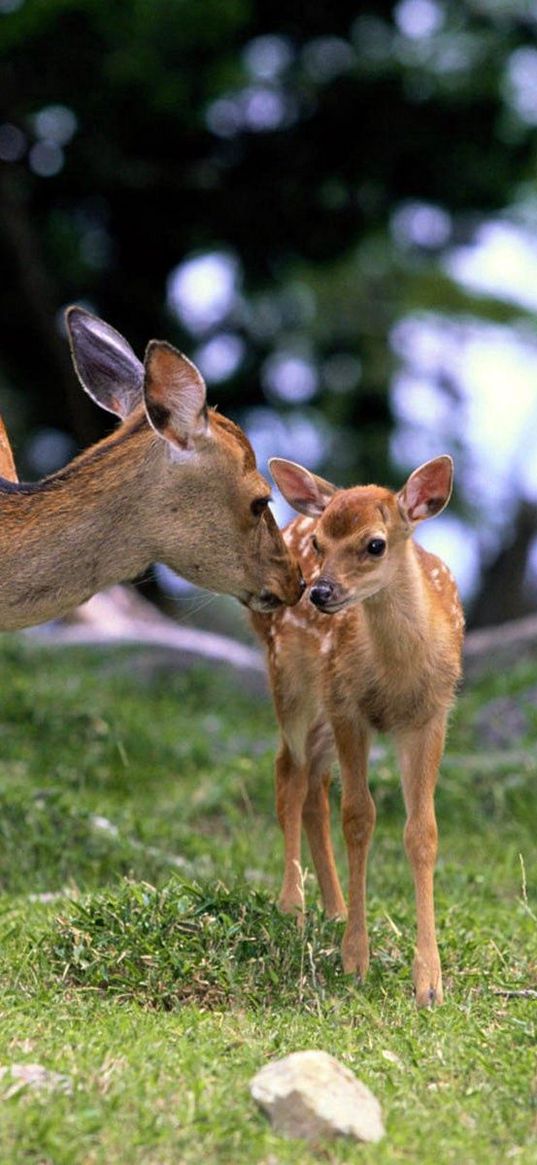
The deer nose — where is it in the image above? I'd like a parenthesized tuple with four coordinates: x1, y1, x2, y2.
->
(257, 588, 284, 611)
(310, 579, 334, 608)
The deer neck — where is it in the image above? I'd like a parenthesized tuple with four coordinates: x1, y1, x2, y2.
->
(0, 413, 159, 631)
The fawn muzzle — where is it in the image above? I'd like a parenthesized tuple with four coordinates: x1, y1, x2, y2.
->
(310, 578, 343, 613)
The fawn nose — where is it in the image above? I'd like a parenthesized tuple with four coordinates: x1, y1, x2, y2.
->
(310, 579, 334, 609)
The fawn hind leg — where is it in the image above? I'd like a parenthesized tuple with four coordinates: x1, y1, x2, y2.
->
(332, 715, 374, 980)
(275, 730, 346, 921)
(302, 768, 346, 919)
(396, 713, 447, 1007)
(275, 739, 308, 917)
(301, 720, 346, 918)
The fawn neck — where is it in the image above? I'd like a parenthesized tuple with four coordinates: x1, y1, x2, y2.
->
(361, 540, 430, 661)
(325, 538, 459, 734)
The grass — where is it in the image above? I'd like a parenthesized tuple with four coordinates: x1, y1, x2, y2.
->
(0, 634, 535, 1163)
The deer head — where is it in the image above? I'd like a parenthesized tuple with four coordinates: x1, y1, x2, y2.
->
(65, 308, 304, 611)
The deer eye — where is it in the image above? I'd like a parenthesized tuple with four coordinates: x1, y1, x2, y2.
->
(251, 496, 270, 518)
(311, 535, 322, 555)
(367, 538, 386, 557)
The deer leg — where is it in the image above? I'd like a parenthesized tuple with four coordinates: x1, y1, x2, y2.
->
(275, 739, 308, 918)
(302, 769, 347, 920)
(396, 714, 447, 1008)
(332, 718, 374, 980)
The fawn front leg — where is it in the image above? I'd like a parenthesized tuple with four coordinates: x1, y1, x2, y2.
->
(275, 739, 308, 917)
(302, 769, 347, 919)
(332, 716, 374, 980)
(396, 714, 447, 1008)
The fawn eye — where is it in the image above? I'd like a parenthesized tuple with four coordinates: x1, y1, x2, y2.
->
(367, 538, 386, 557)
(251, 496, 270, 518)
(311, 535, 322, 555)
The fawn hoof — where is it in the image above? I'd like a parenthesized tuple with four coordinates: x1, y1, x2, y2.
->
(323, 891, 348, 921)
(325, 901, 348, 922)
(278, 895, 305, 928)
(415, 984, 444, 1009)
(342, 936, 369, 982)
(413, 957, 443, 1008)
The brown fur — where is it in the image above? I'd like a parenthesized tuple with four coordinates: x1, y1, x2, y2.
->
(252, 462, 464, 1007)
(0, 402, 303, 632)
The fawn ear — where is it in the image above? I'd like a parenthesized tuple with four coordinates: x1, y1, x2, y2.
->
(269, 458, 337, 517)
(143, 341, 208, 451)
(66, 306, 144, 418)
(398, 456, 454, 524)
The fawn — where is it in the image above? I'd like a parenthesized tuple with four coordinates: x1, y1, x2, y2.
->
(251, 455, 464, 1007)
(0, 307, 303, 631)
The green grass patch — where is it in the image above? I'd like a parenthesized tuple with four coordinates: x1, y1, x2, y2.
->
(45, 879, 346, 1010)
(0, 635, 535, 1163)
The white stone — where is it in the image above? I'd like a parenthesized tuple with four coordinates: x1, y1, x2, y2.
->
(250, 1050, 385, 1144)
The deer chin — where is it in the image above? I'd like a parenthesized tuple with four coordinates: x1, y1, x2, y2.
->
(245, 589, 284, 613)
(310, 582, 387, 613)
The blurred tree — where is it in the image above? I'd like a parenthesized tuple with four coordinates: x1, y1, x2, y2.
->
(1, 0, 537, 622)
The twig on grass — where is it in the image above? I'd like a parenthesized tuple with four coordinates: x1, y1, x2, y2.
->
(307, 941, 324, 1018)
(519, 853, 537, 926)
(295, 860, 307, 1007)
(491, 988, 537, 1000)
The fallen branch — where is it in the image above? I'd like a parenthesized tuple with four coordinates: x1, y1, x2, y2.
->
(491, 987, 537, 1000)
(464, 613, 537, 678)
(25, 584, 266, 683)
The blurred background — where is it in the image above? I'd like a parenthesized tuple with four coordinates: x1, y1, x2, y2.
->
(2, 0, 537, 634)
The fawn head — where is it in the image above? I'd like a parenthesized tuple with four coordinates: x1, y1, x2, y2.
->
(270, 456, 453, 613)
(67, 308, 303, 611)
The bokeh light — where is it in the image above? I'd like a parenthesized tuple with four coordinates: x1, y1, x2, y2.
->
(167, 252, 240, 334)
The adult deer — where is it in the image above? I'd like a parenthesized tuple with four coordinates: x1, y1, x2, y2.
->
(251, 456, 464, 1007)
(0, 307, 304, 632)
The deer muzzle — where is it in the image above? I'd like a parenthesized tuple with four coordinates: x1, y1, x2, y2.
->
(248, 573, 306, 613)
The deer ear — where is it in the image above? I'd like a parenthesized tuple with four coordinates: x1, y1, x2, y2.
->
(398, 456, 454, 524)
(143, 341, 208, 451)
(66, 306, 144, 418)
(269, 458, 337, 517)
